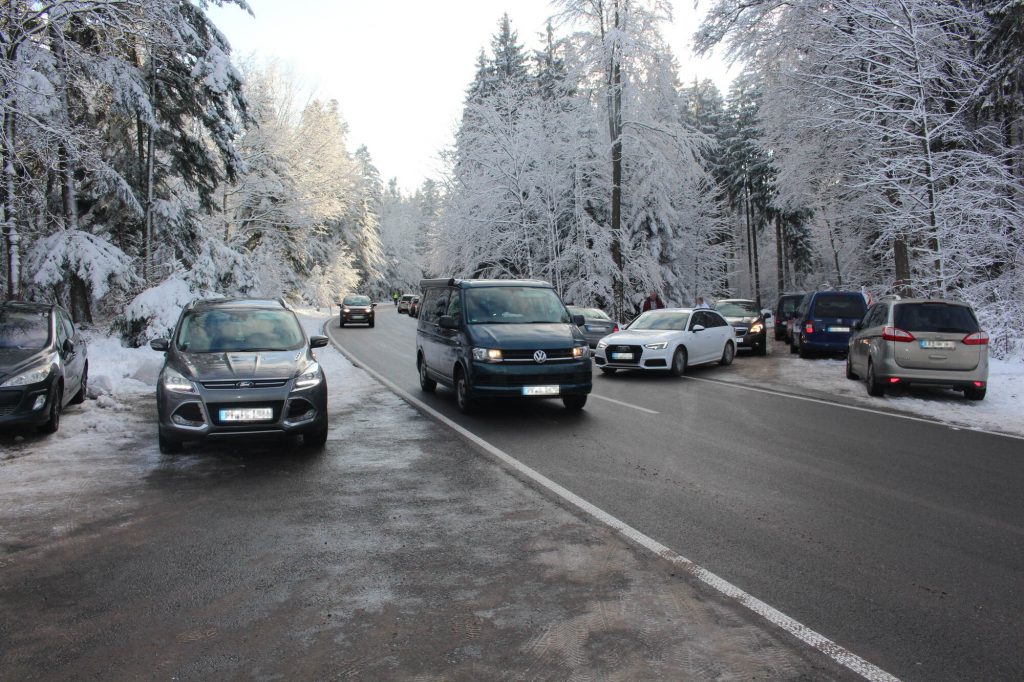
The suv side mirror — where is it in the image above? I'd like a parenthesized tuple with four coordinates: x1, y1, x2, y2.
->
(150, 338, 170, 351)
(310, 335, 329, 348)
(572, 314, 585, 327)
(439, 315, 458, 330)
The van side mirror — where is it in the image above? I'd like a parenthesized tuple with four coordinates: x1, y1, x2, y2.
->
(310, 335, 329, 348)
(439, 315, 458, 330)
(150, 338, 169, 352)
(572, 314, 585, 327)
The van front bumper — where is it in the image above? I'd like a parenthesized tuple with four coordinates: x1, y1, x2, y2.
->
(468, 360, 592, 397)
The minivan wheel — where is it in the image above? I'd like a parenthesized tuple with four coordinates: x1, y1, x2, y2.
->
(866, 361, 885, 397)
(845, 355, 859, 380)
(670, 347, 688, 377)
(418, 356, 437, 393)
(719, 342, 735, 366)
(158, 428, 182, 454)
(562, 394, 587, 410)
(454, 368, 474, 413)
(797, 338, 811, 359)
(789, 339, 799, 354)
(964, 385, 986, 401)
(39, 384, 62, 434)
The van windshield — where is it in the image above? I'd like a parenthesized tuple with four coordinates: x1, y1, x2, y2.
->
(465, 287, 570, 324)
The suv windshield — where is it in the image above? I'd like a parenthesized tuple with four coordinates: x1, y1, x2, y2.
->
(814, 295, 866, 317)
(343, 295, 370, 306)
(0, 310, 50, 350)
(176, 309, 304, 352)
(630, 311, 690, 331)
(568, 306, 610, 320)
(716, 301, 758, 317)
(895, 303, 979, 334)
(466, 287, 570, 324)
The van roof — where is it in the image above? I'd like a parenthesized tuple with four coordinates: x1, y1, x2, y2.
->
(419, 278, 554, 290)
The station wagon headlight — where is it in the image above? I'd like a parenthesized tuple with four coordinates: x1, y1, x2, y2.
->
(472, 347, 503, 362)
(1, 362, 52, 387)
(294, 362, 322, 388)
(597, 339, 609, 349)
(162, 367, 196, 394)
(644, 342, 668, 350)
(572, 345, 589, 359)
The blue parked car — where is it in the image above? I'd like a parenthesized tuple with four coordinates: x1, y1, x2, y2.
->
(790, 291, 867, 358)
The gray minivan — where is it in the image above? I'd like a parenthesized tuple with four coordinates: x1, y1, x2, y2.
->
(415, 278, 592, 412)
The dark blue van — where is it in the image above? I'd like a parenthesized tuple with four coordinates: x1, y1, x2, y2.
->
(415, 278, 592, 412)
(790, 291, 867, 357)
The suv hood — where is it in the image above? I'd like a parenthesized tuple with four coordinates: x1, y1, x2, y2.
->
(180, 350, 306, 381)
(471, 323, 581, 350)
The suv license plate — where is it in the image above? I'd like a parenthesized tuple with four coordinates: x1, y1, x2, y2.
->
(920, 340, 955, 349)
(522, 385, 559, 396)
(611, 352, 634, 360)
(219, 407, 273, 422)
(828, 326, 850, 333)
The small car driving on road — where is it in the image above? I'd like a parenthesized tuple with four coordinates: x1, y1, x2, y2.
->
(415, 278, 592, 412)
(339, 294, 375, 327)
(714, 299, 768, 356)
(0, 302, 88, 435)
(151, 298, 329, 452)
(594, 308, 735, 375)
(847, 297, 989, 399)
(567, 305, 619, 348)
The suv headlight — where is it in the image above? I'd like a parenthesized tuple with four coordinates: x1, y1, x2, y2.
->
(644, 342, 668, 350)
(162, 367, 196, 394)
(472, 347, 503, 362)
(572, 345, 589, 359)
(342, 306, 350, 313)
(294, 362, 322, 388)
(0, 362, 52, 387)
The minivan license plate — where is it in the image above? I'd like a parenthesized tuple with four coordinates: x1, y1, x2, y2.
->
(219, 407, 273, 422)
(920, 340, 955, 349)
(522, 385, 559, 396)
(828, 326, 850, 333)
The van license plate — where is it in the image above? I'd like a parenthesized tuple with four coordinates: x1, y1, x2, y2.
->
(219, 407, 273, 422)
(522, 385, 559, 396)
(828, 326, 850, 333)
(920, 340, 955, 349)
(611, 352, 634, 360)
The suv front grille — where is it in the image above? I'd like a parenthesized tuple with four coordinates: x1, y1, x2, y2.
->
(201, 378, 289, 389)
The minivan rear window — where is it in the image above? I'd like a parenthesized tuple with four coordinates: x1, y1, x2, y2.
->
(894, 303, 979, 334)
(813, 295, 866, 318)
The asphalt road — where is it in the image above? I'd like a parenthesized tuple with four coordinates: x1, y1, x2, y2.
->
(332, 305, 1024, 681)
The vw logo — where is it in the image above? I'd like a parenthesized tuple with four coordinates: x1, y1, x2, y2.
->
(237, 381, 254, 388)
(533, 350, 547, 364)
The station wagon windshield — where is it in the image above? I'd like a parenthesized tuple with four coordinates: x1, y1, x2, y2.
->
(465, 287, 570, 324)
(176, 309, 304, 352)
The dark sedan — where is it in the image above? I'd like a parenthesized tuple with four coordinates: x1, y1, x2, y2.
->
(714, 299, 769, 355)
(0, 302, 88, 434)
(339, 294, 375, 327)
(567, 305, 620, 348)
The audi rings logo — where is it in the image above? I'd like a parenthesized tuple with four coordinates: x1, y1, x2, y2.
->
(237, 381, 254, 388)
(533, 350, 547, 364)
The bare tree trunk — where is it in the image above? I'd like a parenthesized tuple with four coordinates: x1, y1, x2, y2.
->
(2, 62, 20, 300)
(893, 237, 911, 296)
(744, 190, 753, 293)
(608, 1, 624, 320)
(775, 213, 784, 297)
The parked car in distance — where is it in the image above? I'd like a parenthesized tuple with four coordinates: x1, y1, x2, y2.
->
(409, 295, 420, 318)
(397, 294, 415, 314)
(714, 299, 768, 356)
(790, 291, 868, 358)
(847, 297, 989, 400)
(774, 293, 805, 341)
(567, 305, 619, 348)
(150, 298, 329, 453)
(594, 308, 735, 375)
(416, 278, 592, 412)
(0, 302, 88, 435)
(339, 294, 375, 327)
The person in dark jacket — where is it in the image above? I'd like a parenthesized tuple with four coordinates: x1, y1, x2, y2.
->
(641, 290, 665, 312)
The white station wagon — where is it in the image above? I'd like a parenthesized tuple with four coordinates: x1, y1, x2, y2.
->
(594, 308, 736, 376)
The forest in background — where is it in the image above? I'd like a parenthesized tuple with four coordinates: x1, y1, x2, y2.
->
(2, 1, 1022, 356)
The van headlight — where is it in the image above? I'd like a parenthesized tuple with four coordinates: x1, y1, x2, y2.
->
(162, 367, 196, 394)
(572, 345, 589, 359)
(472, 347, 502, 362)
(0, 362, 52, 387)
(644, 342, 668, 350)
(294, 362, 322, 388)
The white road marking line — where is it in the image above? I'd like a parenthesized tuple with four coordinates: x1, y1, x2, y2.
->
(683, 376, 1024, 442)
(325, 327, 899, 682)
(590, 393, 659, 414)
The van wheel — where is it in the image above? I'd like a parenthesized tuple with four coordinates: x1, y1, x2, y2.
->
(39, 384, 62, 434)
(562, 394, 587, 410)
(418, 356, 436, 393)
(719, 342, 735, 366)
(866, 361, 885, 397)
(964, 385, 986, 401)
(670, 347, 688, 377)
(454, 367, 474, 413)
(845, 355, 859, 380)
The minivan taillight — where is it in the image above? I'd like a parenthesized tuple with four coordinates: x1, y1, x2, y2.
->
(804, 321, 814, 334)
(882, 326, 915, 342)
(962, 331, 989, 346)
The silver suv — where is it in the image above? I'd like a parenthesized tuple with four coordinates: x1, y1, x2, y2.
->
(846, 297, 989, 400)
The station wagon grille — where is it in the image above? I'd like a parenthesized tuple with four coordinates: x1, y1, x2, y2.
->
(201, 378, 289, 389)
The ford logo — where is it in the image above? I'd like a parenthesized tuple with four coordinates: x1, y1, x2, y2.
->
(237, 381, 254, 388)
(533, 350, 547, 364)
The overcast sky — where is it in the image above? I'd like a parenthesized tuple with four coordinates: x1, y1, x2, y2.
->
(207, 1, 737, 193)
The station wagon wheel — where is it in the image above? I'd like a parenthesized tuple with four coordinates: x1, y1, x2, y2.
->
(39, 383, 62, 434)
(670, 347, 688, 377)
(866, 360, 885, 397)
(454, 367, 474, 413)
(719, 341, 735, 366)
(418, 356, 436, 393)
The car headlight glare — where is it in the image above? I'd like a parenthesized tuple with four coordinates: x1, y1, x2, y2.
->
(644, 342, 668, 350)
(162, 367, 196, 394)
(750, 322, 764, 334)
(294, 362, 322, 388)
(342, 306, 350, 313)
(0, 363, 52, 387)
(572, 345, 589, 359)
(472, 347, 502, 362)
